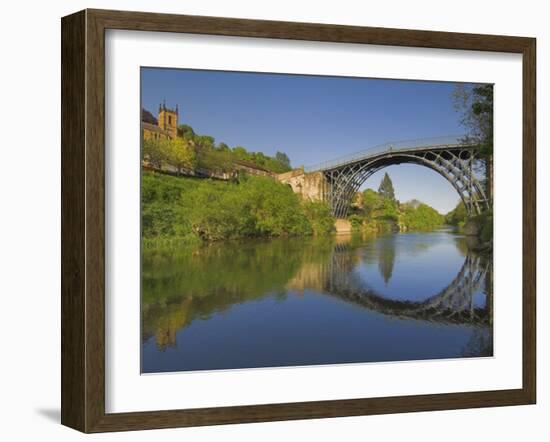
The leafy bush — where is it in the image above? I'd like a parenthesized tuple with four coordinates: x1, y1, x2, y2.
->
(349, 182, 443, 233)
(302, 201, 335, 235)
(348, 214, 364, 231)
(401, 203, 444, 230)
(141, 172, 333, 243)
(481, 215, 493, 243)
(468, 211, 493, 243)
(445, 201, 468, 226)
(142, 137, 195, 173)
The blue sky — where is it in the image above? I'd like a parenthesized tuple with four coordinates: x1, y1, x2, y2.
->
(142, 68, 469, 213)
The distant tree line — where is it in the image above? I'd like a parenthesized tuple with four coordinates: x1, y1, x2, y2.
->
(349, 173, 444, 232)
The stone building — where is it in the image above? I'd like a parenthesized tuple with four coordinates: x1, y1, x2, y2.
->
(142, 101, 179, 141)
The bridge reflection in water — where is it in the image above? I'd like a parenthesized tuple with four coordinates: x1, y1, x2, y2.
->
(320, 245, 490, 326)
(141, 231, 493, 373)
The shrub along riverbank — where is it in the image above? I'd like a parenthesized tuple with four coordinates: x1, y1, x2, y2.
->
(348, 188, 444, 233)
(142, 170, 452, 247)
(143, 169, 493, 249)
(142, 171, 335, 246)
(445, 201, 493, 251)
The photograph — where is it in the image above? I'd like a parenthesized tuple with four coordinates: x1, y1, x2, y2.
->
(0, 0, 542, 437)
(140, 68, 494, 374)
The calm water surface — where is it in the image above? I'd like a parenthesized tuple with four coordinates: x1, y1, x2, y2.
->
(141, 229, 493, 373)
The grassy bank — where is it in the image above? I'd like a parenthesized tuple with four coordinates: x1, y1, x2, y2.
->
(142, 171, 334, 246)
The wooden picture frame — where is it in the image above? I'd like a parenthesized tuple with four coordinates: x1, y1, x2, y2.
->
(61, 8, 536, 433)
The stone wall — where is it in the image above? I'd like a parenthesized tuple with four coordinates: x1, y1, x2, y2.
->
(277, 168, 330, 202)
(334, 218, 352, 233)
(234, 161, 277, 177)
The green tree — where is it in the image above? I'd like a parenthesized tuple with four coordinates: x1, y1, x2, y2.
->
(453, 84, 493, 157)
(194, 135, 215, 150)
(142, 138, 169, 169)
(348, 214, 364, 231)
(242, 177, 311, 237)
(178, 124, 196, 139)
(165, 137, 196, 175)
(401, 203, 443, 230)
(378, 172, 396, 201)
(196, 147, 233, 174)
(232, 146, 248, 160)
(453, 84, 494, 201)
(362, 188, 383, 217)
(380, 198, 399, 221)
(275, 151, 291, 168)
(445, 201, 467, 226)
(301, 201, 335, 235)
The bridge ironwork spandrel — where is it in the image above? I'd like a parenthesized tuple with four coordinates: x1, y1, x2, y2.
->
(304, 136, 491, 218)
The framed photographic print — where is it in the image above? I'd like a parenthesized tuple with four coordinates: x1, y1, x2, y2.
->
(61, 9, 536, 433)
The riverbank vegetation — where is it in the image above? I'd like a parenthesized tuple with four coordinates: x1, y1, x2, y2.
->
(142, 171, 334, 246)
(348, 173, 444, 233)
(450, 83, 494, 251)
(445, 201, 468, 229)
(445, 200, 492, 244)
(467, 211, 493, 244)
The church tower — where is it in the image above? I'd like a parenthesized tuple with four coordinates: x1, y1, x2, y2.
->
(158, 100, 179, 139)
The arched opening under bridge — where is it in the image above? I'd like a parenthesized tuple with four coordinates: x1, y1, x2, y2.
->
(319, 146, 490, 218)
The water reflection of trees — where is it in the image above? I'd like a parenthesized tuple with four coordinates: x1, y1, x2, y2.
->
(377, 236, 396, 283)
(361, 232, 442, 284)
(142, 233, 492, 353)
(141, 237, 335, 349)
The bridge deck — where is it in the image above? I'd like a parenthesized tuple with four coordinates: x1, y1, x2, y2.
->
(305, 135, 477, 173)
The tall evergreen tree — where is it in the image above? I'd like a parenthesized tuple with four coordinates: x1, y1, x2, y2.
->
(378, 172, 396, 201)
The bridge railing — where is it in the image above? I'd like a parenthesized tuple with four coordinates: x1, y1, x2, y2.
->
(304, 135, 473, 172)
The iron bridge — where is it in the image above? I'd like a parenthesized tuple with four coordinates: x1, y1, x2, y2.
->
(304, 136, 490, 218)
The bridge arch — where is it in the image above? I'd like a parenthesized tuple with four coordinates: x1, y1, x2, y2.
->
(306, 137, 491, 218)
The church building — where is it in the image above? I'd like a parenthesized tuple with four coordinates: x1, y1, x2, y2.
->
(142, 101, 179, 141)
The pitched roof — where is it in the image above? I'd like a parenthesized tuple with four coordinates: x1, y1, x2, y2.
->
(141, 108, 158, 125)
(142, 122, 171, 136)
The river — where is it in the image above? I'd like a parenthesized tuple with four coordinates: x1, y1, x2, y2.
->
(141, 228, 493, 373)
